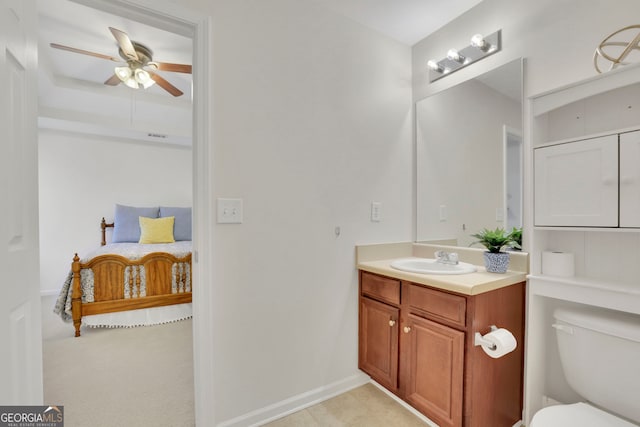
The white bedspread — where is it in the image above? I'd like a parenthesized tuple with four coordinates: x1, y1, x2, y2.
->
(80, 241, 192, 262)
(54, 241, 193, 329)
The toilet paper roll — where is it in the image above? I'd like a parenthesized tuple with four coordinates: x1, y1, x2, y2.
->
(542, 251, 575, 277)
(480, 328, 517, 359)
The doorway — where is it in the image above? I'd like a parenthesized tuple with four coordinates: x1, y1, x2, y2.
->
(503, 125, 523, 231)
(36, 0, 213, 424)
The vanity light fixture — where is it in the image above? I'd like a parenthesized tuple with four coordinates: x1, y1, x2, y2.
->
(470, 34, 490, 51)
(427, 59, 445, 73)
(427, 29, 502, 82)
(446, 48, 465, 63)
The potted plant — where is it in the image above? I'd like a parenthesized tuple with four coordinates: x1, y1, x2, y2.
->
(470, 227, 520, 273)
(508, 227, 523, 251)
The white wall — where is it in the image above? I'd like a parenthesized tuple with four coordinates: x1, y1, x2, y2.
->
(413, 0, 640, 102)
(416, 77, 521, 245)
(38, 130, 192, 293)
(176, 0, 414, 424)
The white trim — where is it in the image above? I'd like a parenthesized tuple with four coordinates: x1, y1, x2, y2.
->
(40, 289, 60, 297)
(503, 124, 523, 231)
(69, 1, 214, 425)
(369, 380, 439, 427)
(191, 13, 216, 427)
(217, 373, 370, 427)
(371, 380, 523, 427)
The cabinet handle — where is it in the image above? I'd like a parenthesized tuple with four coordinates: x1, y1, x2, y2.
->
(403, 326, 411, 334)
(389, 319, 396, 327)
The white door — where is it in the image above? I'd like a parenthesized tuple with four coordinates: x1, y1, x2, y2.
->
(534, 134, 618, 227)
(0, 0, 43, 404)
(620, 130, 640, 228)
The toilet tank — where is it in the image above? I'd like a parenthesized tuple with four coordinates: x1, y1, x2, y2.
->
(553, 306, 640, 424)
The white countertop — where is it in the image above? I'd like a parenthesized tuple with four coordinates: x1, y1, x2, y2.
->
(356, 242, 528, 296)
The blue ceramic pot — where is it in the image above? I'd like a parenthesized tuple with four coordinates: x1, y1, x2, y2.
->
(484, 252, 510, 273)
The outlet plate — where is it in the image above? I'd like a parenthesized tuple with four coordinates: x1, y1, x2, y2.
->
(439, 205, 447, 221)
(217, 198, 243, 224)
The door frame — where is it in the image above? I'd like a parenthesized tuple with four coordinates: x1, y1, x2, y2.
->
(503, 125, 523, 231)
(68, 0, 215, 423)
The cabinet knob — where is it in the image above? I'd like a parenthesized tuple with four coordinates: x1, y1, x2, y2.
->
(389, 319, 396, 327)
(403, 326, 411, 334)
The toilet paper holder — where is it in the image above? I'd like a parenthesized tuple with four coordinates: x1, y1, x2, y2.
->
(474, 325, 499, 351)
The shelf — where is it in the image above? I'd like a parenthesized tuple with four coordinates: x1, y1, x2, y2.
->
(533, 125, 640, 149)
(528, 274, 640, 315)
(533, 226, 640, 232)
(531, 62, 640, 117)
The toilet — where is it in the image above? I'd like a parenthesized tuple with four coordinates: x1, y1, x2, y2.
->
(530, 305, 640, 426)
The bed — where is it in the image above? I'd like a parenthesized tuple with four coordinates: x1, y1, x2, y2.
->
(54, 204, 193, 337)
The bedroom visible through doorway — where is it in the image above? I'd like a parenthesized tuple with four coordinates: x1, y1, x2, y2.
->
(36, 0, 208, 423)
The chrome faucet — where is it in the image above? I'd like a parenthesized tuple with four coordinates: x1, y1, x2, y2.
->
(434, 250, 459, 265)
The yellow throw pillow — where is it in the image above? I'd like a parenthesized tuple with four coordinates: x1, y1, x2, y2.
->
(139, 216, 175, 244)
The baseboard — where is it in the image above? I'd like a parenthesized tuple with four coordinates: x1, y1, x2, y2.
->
(369, 381, 439, 427)
(370, 381, 523, 427)
(216, 372, 370, 427)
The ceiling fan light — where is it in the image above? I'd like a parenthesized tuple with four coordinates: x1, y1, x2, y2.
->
(123, 76, 139, 89)
(141, 79, 155, 89)
(134, 68, 155, 89)
(114, 66, 132, 82)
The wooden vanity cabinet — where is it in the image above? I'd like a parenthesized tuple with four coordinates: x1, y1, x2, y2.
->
(358, 270, 525, 427)
(401, 284, 466, 427)
(359, 271, 400, 392)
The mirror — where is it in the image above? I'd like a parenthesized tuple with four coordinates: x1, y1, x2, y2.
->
(416, 58, 523, 247)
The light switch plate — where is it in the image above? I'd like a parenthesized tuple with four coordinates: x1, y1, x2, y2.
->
(217, 198, 243, 224)
(371, 202, 381, 222)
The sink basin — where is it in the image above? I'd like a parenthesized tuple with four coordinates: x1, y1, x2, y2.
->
(390, 258, 477, 275)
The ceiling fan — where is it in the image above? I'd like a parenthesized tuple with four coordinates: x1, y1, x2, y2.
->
(50, 27, 192, 97)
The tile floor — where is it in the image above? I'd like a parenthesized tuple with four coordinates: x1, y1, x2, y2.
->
(263, 383, 428, 426)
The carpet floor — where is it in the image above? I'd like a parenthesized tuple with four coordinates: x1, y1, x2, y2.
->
(41, 295, 195, 427)
(42, 296, 426, 426)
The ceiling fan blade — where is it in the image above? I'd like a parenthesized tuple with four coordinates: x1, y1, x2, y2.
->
(154, 62, 192, 74)
(149, 71, 184, 97)
(50, 43, 120, 62)
(104, 74, 121, 86)
(109, 27, 138, 61)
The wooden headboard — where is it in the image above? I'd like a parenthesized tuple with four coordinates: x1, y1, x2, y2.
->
(100, 217, 114, 246)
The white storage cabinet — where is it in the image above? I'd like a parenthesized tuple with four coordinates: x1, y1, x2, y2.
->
(534, 134, 618, 227)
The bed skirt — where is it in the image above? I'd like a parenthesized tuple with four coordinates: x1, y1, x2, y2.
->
(82, 302, 192, 328)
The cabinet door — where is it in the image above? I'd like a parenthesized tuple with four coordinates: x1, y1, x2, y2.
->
(402, 314, 464, 427)
(359, 297, 399, 391)
(620, 131, 640, 227)
(534, 135, 618, 226)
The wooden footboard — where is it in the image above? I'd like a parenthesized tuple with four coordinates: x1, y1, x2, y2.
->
(71, 252, 192, 337)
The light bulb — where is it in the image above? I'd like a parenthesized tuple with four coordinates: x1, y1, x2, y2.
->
(471, 34, 490, 51)
(447, 49, 464, 63)
(427, 60, 442, 72)
(134, 69, 155, 89)
(114, 66, 132, 81)
(471, 34, 485, 47)
(123, 76, 139, 89)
